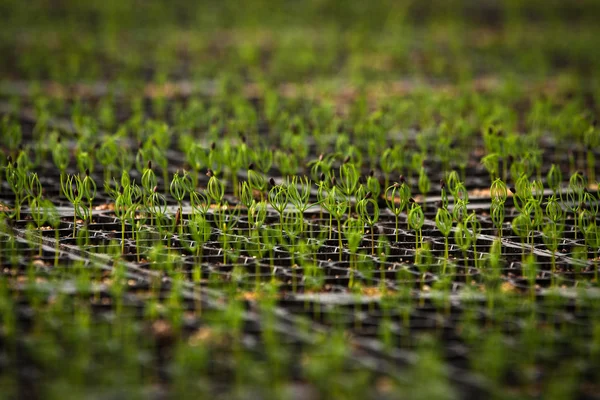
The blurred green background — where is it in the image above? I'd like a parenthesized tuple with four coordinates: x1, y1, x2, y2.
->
(1, 0, 599, 84)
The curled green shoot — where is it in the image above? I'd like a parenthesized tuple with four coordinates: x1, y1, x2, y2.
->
(357, 195, 379, 256)
(408, 202, 424, 250)
(80, 169, 97, 224)
(384, 181, 411, 243)
(455, 222, 473, 274)
(268, 183, 288, 238)
(60, 173, 84, 236)
(435, 207, 452, 273)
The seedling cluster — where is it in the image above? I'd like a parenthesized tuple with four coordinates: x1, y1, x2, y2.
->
(1, 1, 600, 399)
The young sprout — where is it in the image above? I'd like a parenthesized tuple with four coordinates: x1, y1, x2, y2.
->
(452, 199, 469, 225)
(379, 148, 396, 191)
(186, 213, 212, 265)
(274, 149, 298, 179)
(455, 222, 473, 272)
(449, 181, 469, 209)
(418, 166, 430, 207)
(524, 198, 543, 253)
(408, 202, 424, 249)
(490, 178, 508, 204)
(248, 199, 267, 246)
(543, 221, 563, 275)
(206, 171, 225, 207)
(578, 191, 599, 241)
(261, 227, 277, 275)
(112, 182, 133, 254)
(286, 176, 314, 233)
(52, 137, 70, 178)
(1, 116, 22, 157)
(186, 144, 208, 188)
(147, 185, 168, 234)
(96, 136, 118, 184)
(223, 142, 244, 196)
(254, 147, 273, 175)
(25, 171, 42, 202)
(481, 153, 500, 182)
(491, 200, 505, 240)
(384, 178, 411, 243)
(281, 211, 303, 281)
(570, 245, 589, 286)
(41, 199, 61, 266)
(409, 152, 424, 183)
(435, 207, 452, 273)
(545, 195, 564, 225)
(336, 163, 359, 219)
(214, 204, 240, 265)
(366, 170, 381, 200)
(170, 170, 193, 234)
(239, 180, 254, 209)
(148, 125, 171, 191)
(247, 164, 267, 201)
(547, 164, 562, 196)
(308, 153, 334, 183)
(315, 174, 326, 218)
(377, 236, 391, 289)
(512, 213, 532, 260)
(440, 179, 449, 209)
(512, 174, 532, 213)
(80, 169, 97, 224)
(141, 161, 158, 205)
(526, 149, 543, 180)
(490, 178, 508, 239)
(28, 194, 46, 256)
(268, 182, 288, 237)
(5, 159, 26, 220)
(415, 242, 433, 295)
(523, 254, 538, 302)
(357, 193, 380, 256)
(585, 223, 599, 282)
(584, 121, 598, 184)
(484, 239, 503, 311)
(530, 178, 544, 205)
(76, 151, 93, 176)
(446, 170, 461, 202)
(466, 211, 482, 269)
(60, 173, 84, 236)
(190, 190, 211, 217)
(321, 183, 347, 247)
(343, 217, 364, 288)
(564, 171, 586, 219)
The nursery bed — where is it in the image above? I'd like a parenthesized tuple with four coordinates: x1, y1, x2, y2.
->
(2, 91, 599, 398)
(2, 1, 600, 398)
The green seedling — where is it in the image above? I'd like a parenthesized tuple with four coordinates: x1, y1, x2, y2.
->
(335, 163, 359, 220)
(247, 164, 267, 201)
(379, 148, 396, 190)
(408, 202, 424, 249)
(512, 213, 532, 260)
(268, 182, 288, 237)
(455, 222, 473, 272)
(543, 220, 564, 275)
(435, 207, 452, 273)
(79, 169, 97, 224)
(385, 179, 411, 243)
(5, 159, 27, 220)
(344, 217, 364, 288)
(357, 194, 379, 256)
(60, 173, 84, 236)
